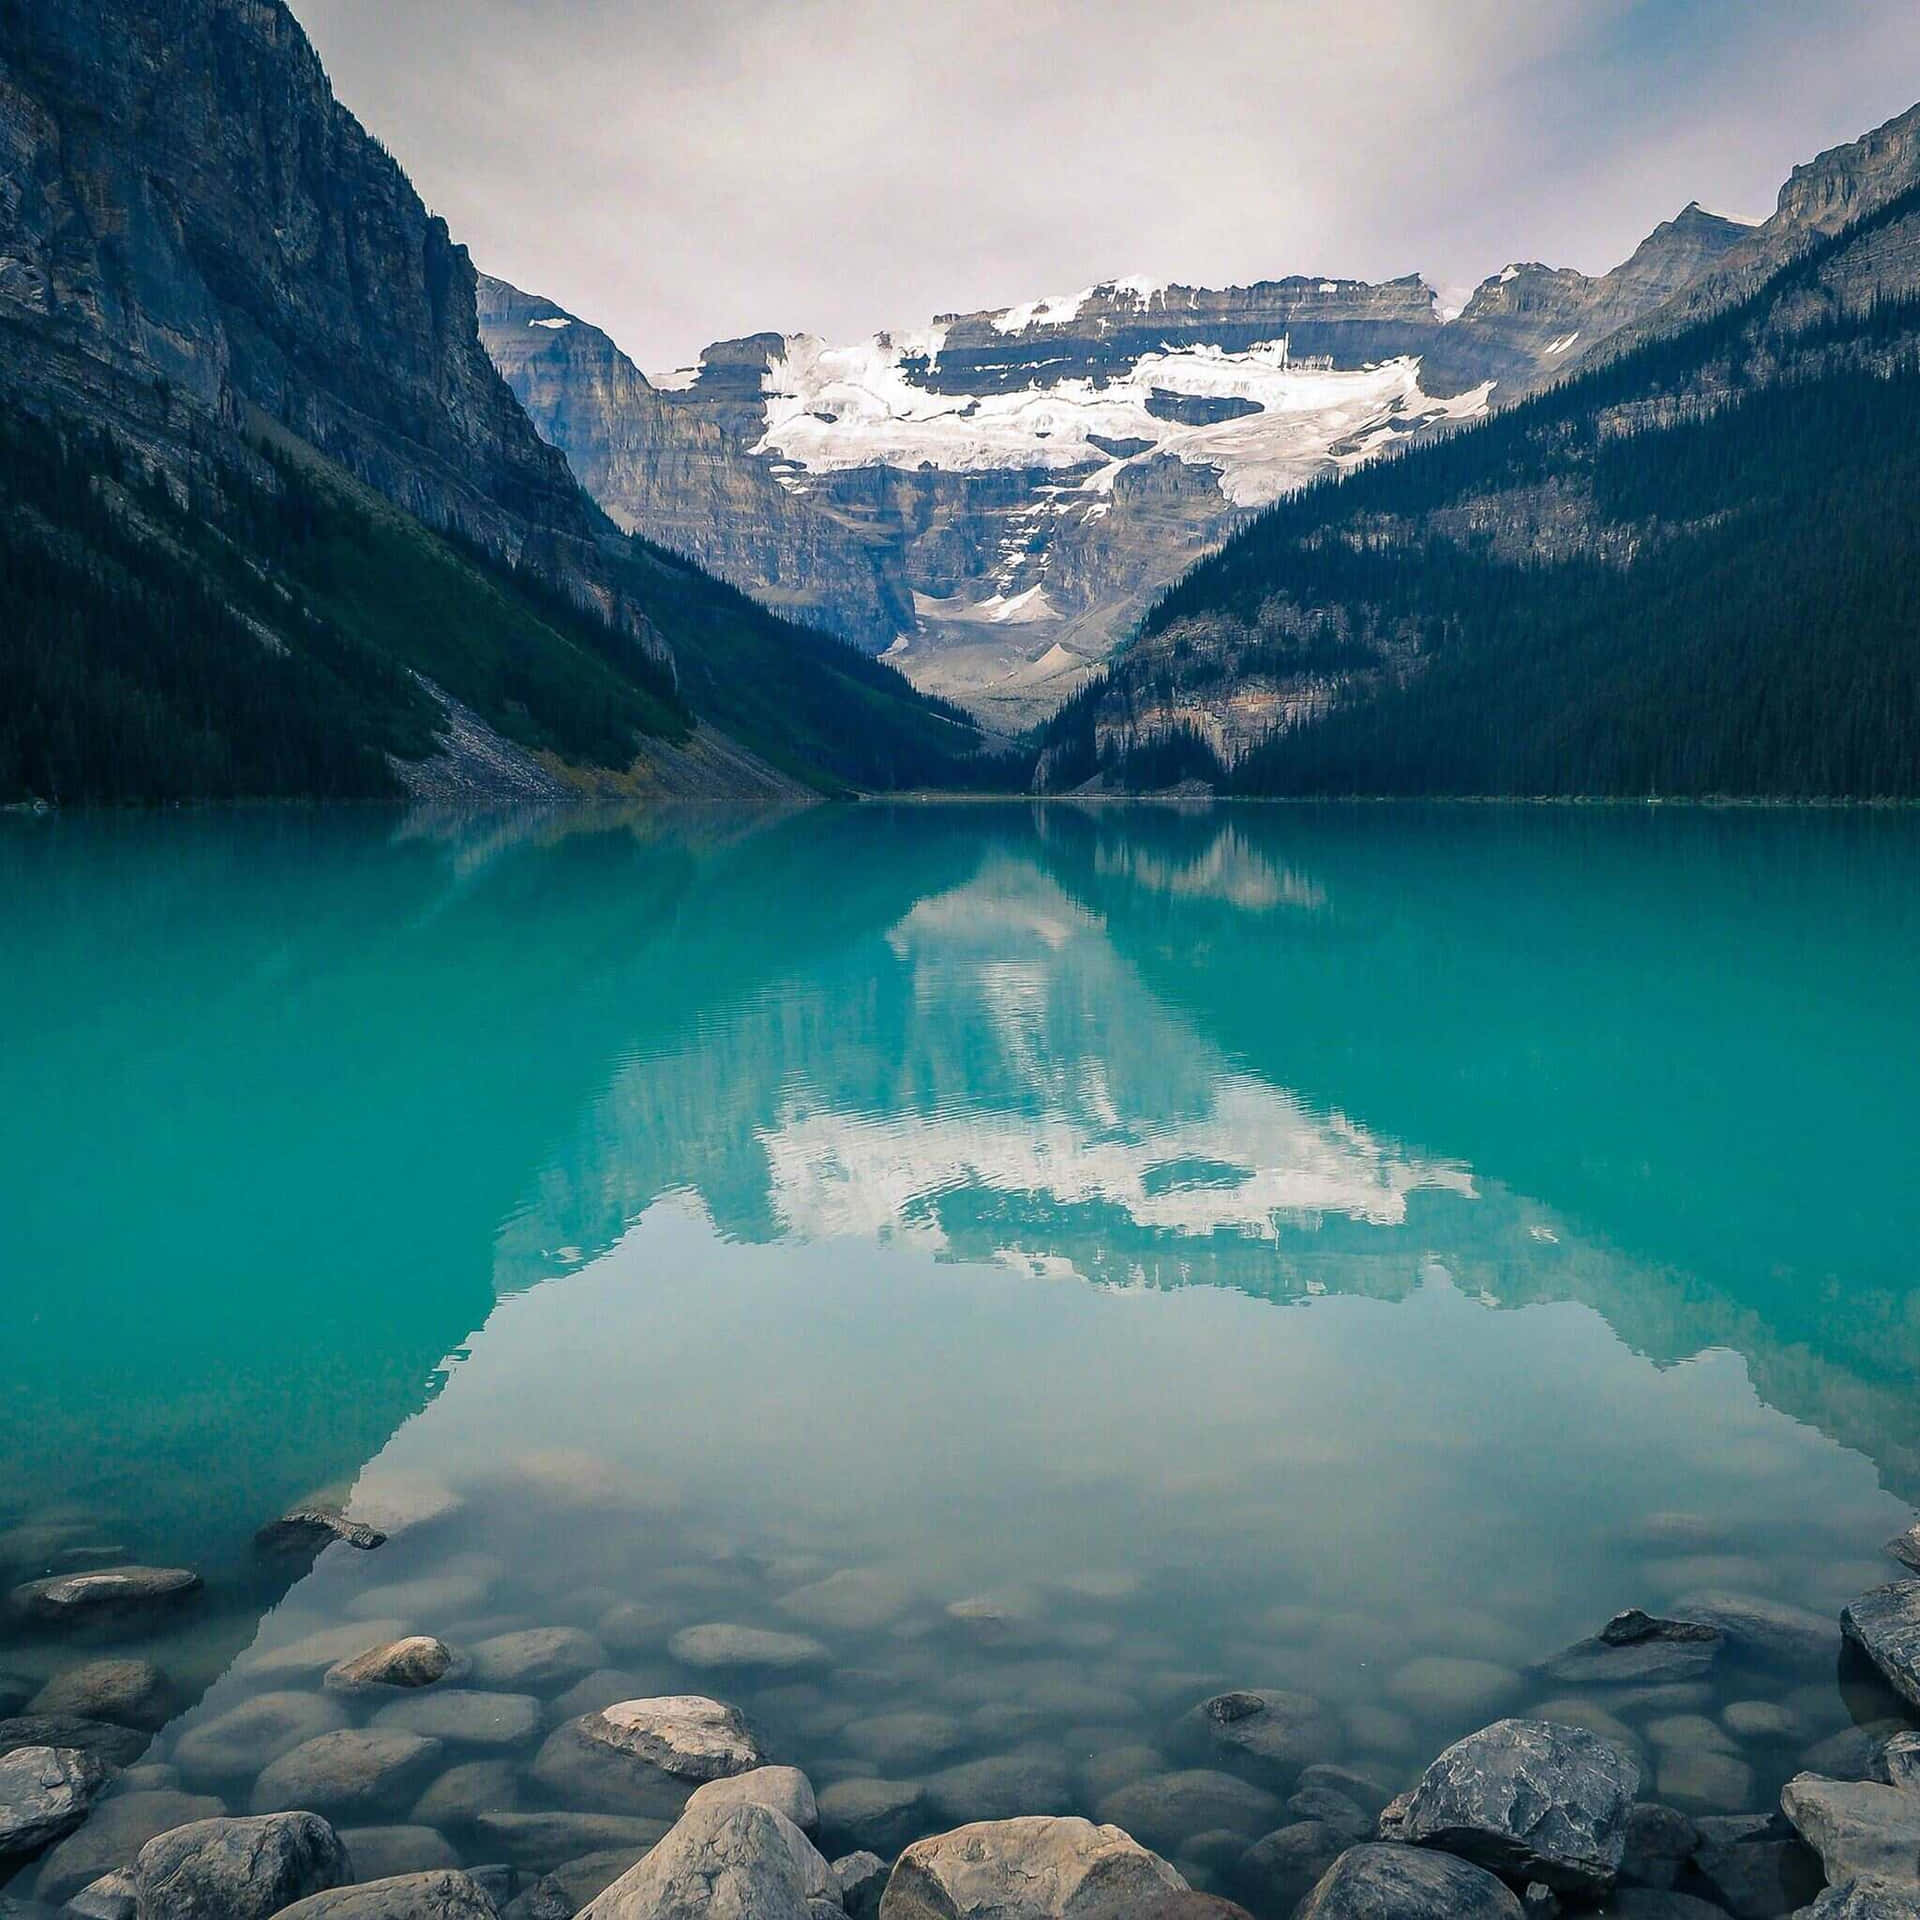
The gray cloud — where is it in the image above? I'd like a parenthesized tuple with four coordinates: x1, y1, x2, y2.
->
(295, 0, 1920, 372)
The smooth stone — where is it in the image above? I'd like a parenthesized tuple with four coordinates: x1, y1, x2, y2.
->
(816, 1777, 934, 1856)
(528, 1726, 692, 1821)
(927, 1752, 1076, 1826)
(552, 1672, 655, 1721)
(0, 1747, 106, 1858)
(341, 1473, 465, 1538)
(8, 1570, 200, 1629)
(254, 1510, 387, 1555)
(1180, 1692, 1338, 1781)
(1295, 1842, 1525, 1919)
(1674, 1593, 1840, 1670)
(685, 1766, 818, 1834)
(1887, 1530, 1920, 1576)
(1398, 1718, 1640, 1895)
(880, 1815, 1186, 1920)
(1722, 1701, 1797, 1741)
(1294, 1767, 1394, 1821)
(844, 1714, 965, 1771)
(336, 1827, 462, 1879)
(501, 1849, 649, 1920)
(409, 1759, 523, 1827)
(65, 1868, 137, 1919)
(26, 1664, 170, 1734)
(251, 1731, 445, 1818)
(1803, 1724, 1908, 1783)
(1095, 1773, 1280, 1855)
(1525, 1698, 1643, 1761)
(173, 1693, 348, 1781)
(1802, 1885, 1920, 1919)
(31, 1792, 227, 1907)
(1232, 1821, 1346, 1913)
(574, 1696, 761, 1782)
(274, 1870, 499, 1918)
(1082, 1749, 1169, 1802)
(1387, 1658, 1524, 1721)
(1654, 1746, 1754, 1813)
(1683, 1815, 1825, 1920)
(777, 1571, 917, 1633)
(119, 1765, 180, 1793)
(596, 1606, 667, 1658)
(325, 1640, 458, 1695)
(1345, 1704, 1421, 1757)
(372, 1692, 540, 1751)
(347, 1570, 495, 1625)
(582, 1801, 831, 1920)
(1878, 1731, 1920, 1789)
(467, 1630, 606, 1693)
(472, 1811, 671, 1875)
(1539, 1618, 1722, 1690)
(245, 1624, 413, 1681)
(669, 1626, 829, 1672)
(1843, 1583, 1920, 1713)
(1645, 1715, 1738, 1755)
(1780, 1773, 1920, 1889)
(1286, 1787, 1370, 1840)
(835, 1851, 889, 1920)
(1619, 1803, 1701, 1890)
(133, 1812, 350, 1919)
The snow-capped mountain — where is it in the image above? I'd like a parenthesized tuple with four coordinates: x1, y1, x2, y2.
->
(479, 210, 1754, 726)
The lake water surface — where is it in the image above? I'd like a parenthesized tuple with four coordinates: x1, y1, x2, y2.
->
(5, 803, 1919, 1907)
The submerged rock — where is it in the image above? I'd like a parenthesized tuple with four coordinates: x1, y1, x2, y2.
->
(1618, 1803, 1702, 1890)
(132, 1812, 350, 1919)
(1398, 1718, 1640, 1895)
(880, 1815, 1186, 1920)
(31, 1790, 227, 1907)
(0, 1715, 148, 1772)
(1295, 1842, 1524, 1919)
(1094, 1774, 1280, 1857)
(254, 1509, 387, 1556)
(27, 1661, 171, 1732)
(834, 1850, 889, 1920)
(817, 1776, 935, 1856)
(172, 1691, 347, 1781)
(409, 1757, 523, 1827)
(471, 1809, 671, 1875)
(336, 1826, 463, 1879)
(669, 1625, 830, 1672)
(502, 1848, 650, 1920)
(927, 1752, 1075, 1827)
(8, 1568, 200, 1629)
(275, 1870, 501, 1918)
(325, 1638, 457, 1695)
(1540, 1613, 1723, 1689)
(1232, 1821, 1347, 1914)
(66, 1867, 138, 1919)
(466, 1628, 605, 1692)
(686, 1765, 819, 1833)
(582, 1800, 831, 1920)
(1779, 1773, 1920, 1890)
(1673, 1593, 1839, 1670)
(0, 1746, 105, 1859)
(571, 1695, 758, 1780)
(250, 1729, 444, 1819)
(1682, 1812, 1823, 1920)
(1180, 1692, 1337, 1781)
(1841, 1582, 1920, 1713)
(371, 1690, 540, 1750)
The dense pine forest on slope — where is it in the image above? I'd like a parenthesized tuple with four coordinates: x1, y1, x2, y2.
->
(1039, 183, 1920, 799)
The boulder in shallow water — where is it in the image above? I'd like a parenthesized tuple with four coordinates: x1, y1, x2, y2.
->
(1232, 1821, 1346, 1914)
(879, 1815, 1186, 1920)
(1681, 1812, 1824, 1920)
(541, 1696, 761, 1809)
(466, 1628, 605, 1693)
(1179, 1692, 1337, 1782)
(1618, 1802, 1701, 1890)
(817, 1776, 934, 1856)
(834, 1850, 889, 1920)
(133, 1812, 350, 1919)
(31, 1790, 226, 1907)
(1672, 1593, 1839, 1670)
(1094, 1774, 1279, 1857)
(336, 1826, 462, 1879)
(27, 1661, 171, 1732)
(172, 1691, 347, 1781)
(0, 1746, 105, 1859)
(686, 1765, 818, 1834)
(274, 1870, 501, 1919)
(582, 1800, 831, 1920)
(1538, 1612, 1723, 1690)
(1294, 1842, 1525, 1919)
(501, 1848, 647, 1920)
(1780, 1772, 1920, 1890)
(669, 1625, 830, 1672)
(409, 1757, 522, 1828)
(371, 1690, 540, 1751)
(1842, 1582, 1920, 1713)
(325, 1638, 457, 1695)
(1886, 1528, 1920, 1576)
(0, 1716, 148, 1772)
(1398, 1718, 1640, 1895)
(927, 1752, 1076, 1827)
(472, 1809, 670, 1875)
(66, 1868, 137, 1919)
(250, 1729, 444, 1819)
(8, 1568, 200, 1629)
(254, 1509, 387, 1556)
(1801, 1884, 1920, 1919)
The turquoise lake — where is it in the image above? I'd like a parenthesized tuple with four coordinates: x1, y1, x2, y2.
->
(4, 802, 1919, 1906)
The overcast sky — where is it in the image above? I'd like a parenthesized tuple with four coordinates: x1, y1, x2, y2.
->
(296, 0, 1920, 375)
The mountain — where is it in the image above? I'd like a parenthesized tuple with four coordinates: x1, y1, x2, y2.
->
(1035, 105, 1920, 799)
(476, 217, 1757, 728)
(0, 0, 999, 804)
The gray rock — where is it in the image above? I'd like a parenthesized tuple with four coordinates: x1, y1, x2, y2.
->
(817, 1777, 934, 1856)
(1232, 1822, 1346, 1914)
(465, 1631, 605, 1694)
(8, 1570, 201, 1629)
(686, 1766, 818, 1834)
(1802, 1724, 1905, 1783)
(31, 1793, 227, 1907)
(843, 1714, 966, 1772)
(0, 1720, 147, 1773)
(1286, 1787, 1370, 1840)
(1683, 1815, 1824, 1920)
(1294, 1842, 1525, 1919)
(1887, 1529, 1920, 1576)
(582, 1801, 830, 1920)
(564, 1697, 759, 1782)
(927, 1752, 1076, 1826)
(1722, 1701, 1797, 1741)
(1780, 1773, 1920, 1890)
(500, 1850, 648, 1920)
(254, 1510, 387, 1556)
(1294, 1767, 1394, 1821)
(171, 1692, 347, 1781)
(597, 1605, 668, 1658)
(1539, 1614, 1722, 1690)
(0, 1747, 105, 1859)
(371, 1693, 540, 1752)
(462, 1866, 516, 1912)
(1180, 1693, 1337, 1783)
(132, 1812, 350, 1918)
(1387, 1658, 1524, 1721)
(26, 1664, 171, 1733)
(1618, 1803, 1700, 1890)
(409, 1760, 523, 1828)
(251, 1730, 445, 1819)
(470, 1811, 670, 1875)
(65, 1868, 137, 1919)
(777, 1571, 917, 1633)
(1095, 1774, 1279, 1856)
(1595, 1894, 1728, 1917)
(668, 1626, 829, 1672)
(118, 1767, 180, 1794)
(834, 1851, 888, 1920)
(325, 1640, 458, 1695)
(244, 1624, 414, 1683)
(879, 1815, 1186, 1920)
(1674, 1594, 1840, 1671)
(1877, 1732, 1920, 1790)
(1843, 1583, 1920, 1713)
(1801, 1885, 1920, 1919)
(1082, 1751, 1170, 1804)
(1398, 1718, 1640, 1895)
(273, 1871, 501, 1919)
(337, 1828, 463, 1879)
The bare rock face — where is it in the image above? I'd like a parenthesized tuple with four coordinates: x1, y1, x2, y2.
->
(879, 1816, 1188, 1920)
(1397, 1719, 1640, 1896)
(1843, 1582, 1920, 1712)
(1294, 1842, 1525, 1919)
(0, 1745, 106, 1859)
(132, 1812, 351, 1919)
(581, 1800, 830, 1920)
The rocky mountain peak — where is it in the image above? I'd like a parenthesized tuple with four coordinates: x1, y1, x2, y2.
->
(1772, 99, 1920, 236)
